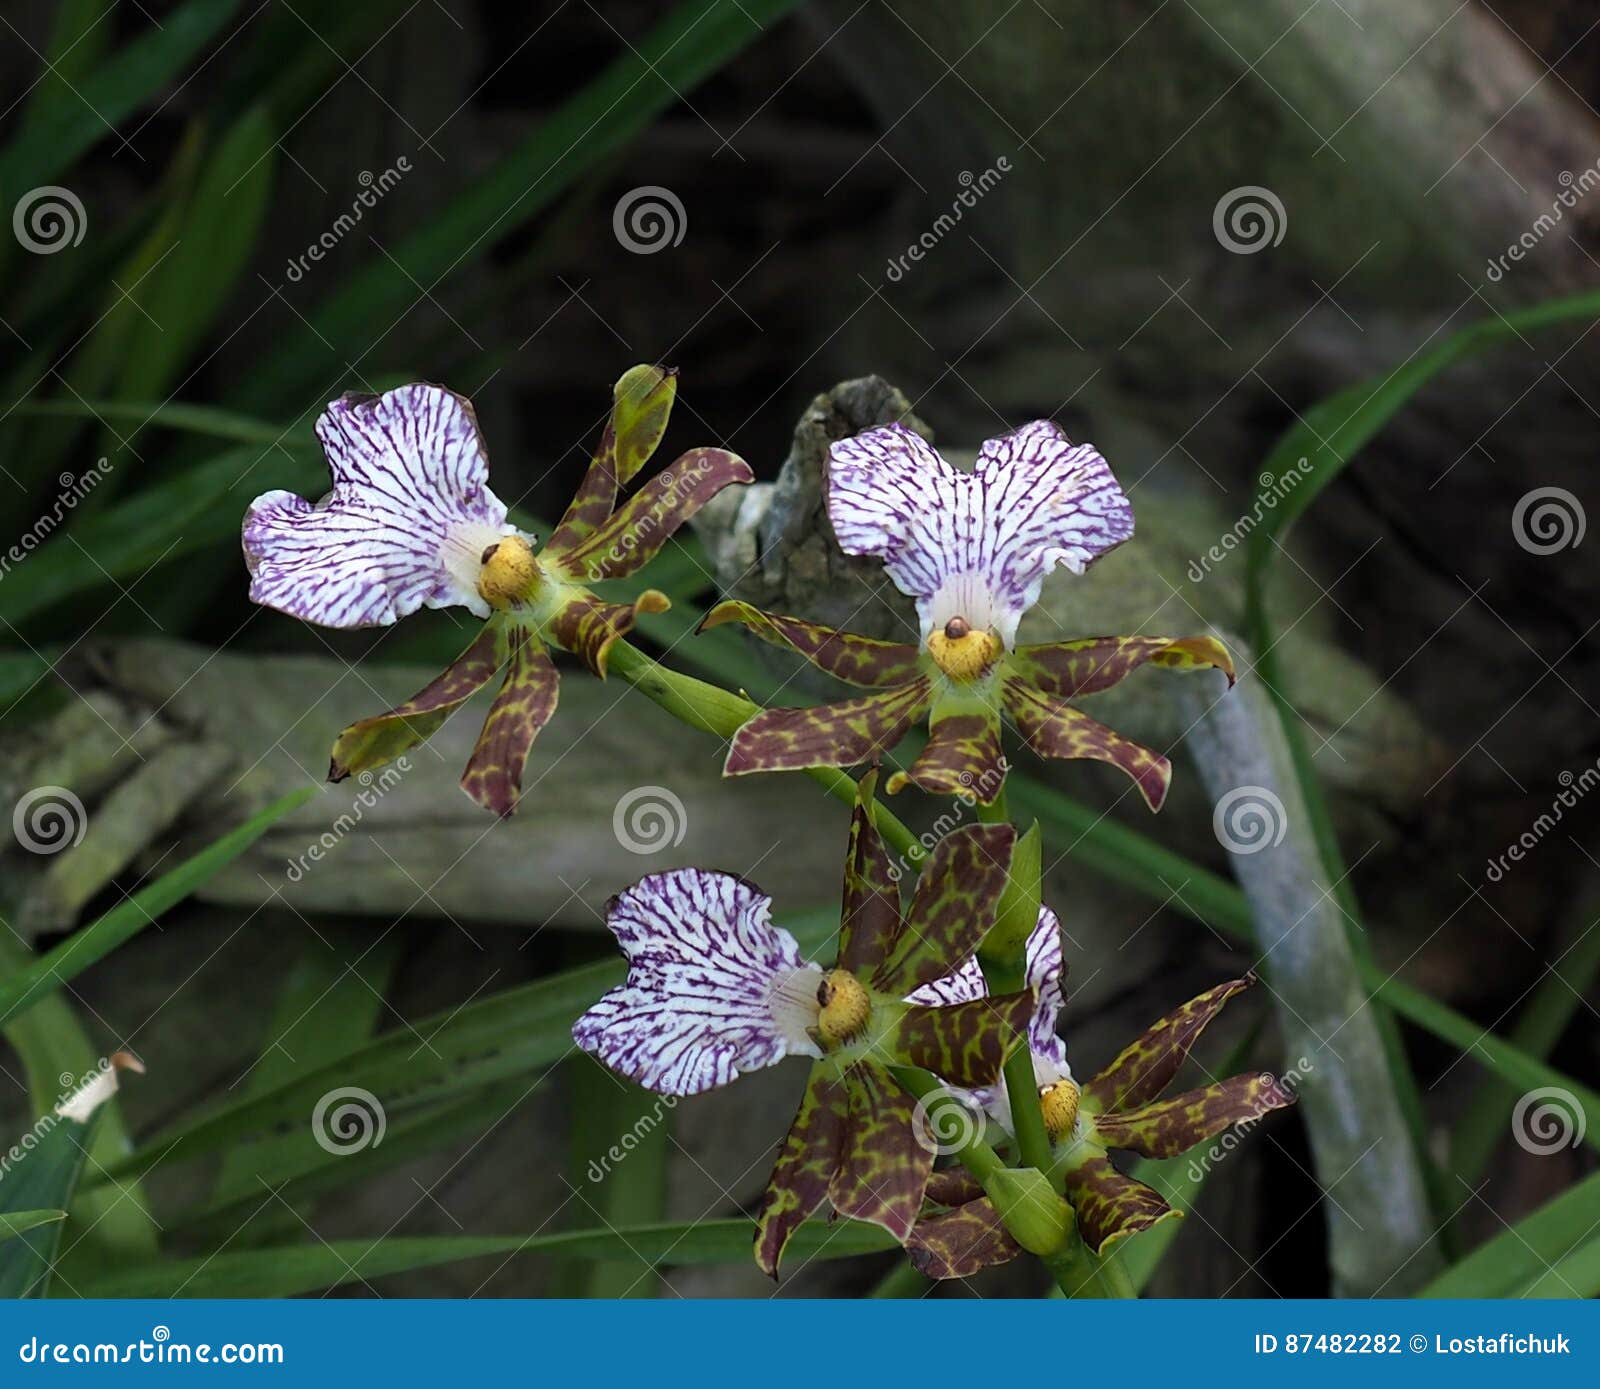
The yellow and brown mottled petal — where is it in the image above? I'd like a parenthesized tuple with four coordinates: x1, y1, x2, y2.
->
(329, 624, 502, 781)
(459, 624, 560, 817)
(754, 1069, 851, 1278)
(888, 704, 1007, 804)
(556, 448, 753, 582)
(878, 823, 1014, 992)
(724, 679, 933, 778)
(1003, 678, 1171, 811)
(1063, 1151, 1180, 1254)
(545, 365, 677, 554)
(837, 771, 903, 978)
(924, 1168, 986, 1207)
(1093, 1072, 1297, 1158)
(888, 990, 1034, 1088)
(701, 601, 924, 689)
(1008, 634, 1235, 698)
(908, 1197, 1023, 1279)
(827, 1066, 932, 1246)
(1084, 975, 1257, 1114)
(547, 590, 670, 679)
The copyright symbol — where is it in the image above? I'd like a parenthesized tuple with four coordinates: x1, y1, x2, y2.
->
(1409, 1334, 1427, 1353)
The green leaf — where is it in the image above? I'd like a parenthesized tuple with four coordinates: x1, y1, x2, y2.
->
(0, 1211, 67, 1243)
(210, 934, 401, 1222)
(104, 907, 838, 1186)
(68, 1219, 897, 1298)
(1451, 900, 1600, 1190)
(0, 0, 244, 196)
(0, 1110, 106, 1297)
(1421, 1168, 1600, 1298)
(562, 1058, 673, 1297)
(0, 787, 314, 1027)
(0, 933, 158, 1274)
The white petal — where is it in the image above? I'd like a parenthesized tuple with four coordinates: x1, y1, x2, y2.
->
(243, 384, 513, 628)
(573, 869, 823, 1096)
(826, 421, 1133, 647)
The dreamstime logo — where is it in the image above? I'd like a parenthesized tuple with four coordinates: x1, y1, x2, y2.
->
(311, 1086, 387, 1156)
(1487, 162, 1600, 282)
(1512, 486, 1585, 555)
(1212, 185, 1286, 254)
(12, 786, 87, 855)
(585, 1094, 678, 1183)
(1485, 754, 1600, 882)
(1187, 460, 1315, 583)
(284, 157, 411, 282)
(1185, 1056, 1313, 1183)
(581, 451, 728, 580)
(1511, 1086, 1586, 1155)
(911, 1086, 984, 1156)
(613, 186, 686, 254)
(1, 458, 115, 580)
(613, 785, 688, 855)
(887, 757, 1010, 882)
(1212, 785, 1288, 855)
(284, 758, 410, 881)
(884, 158, 1011, 282)
(13, 186, 87, 253)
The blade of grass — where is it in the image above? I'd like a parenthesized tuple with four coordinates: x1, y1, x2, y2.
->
(0, 931, 157, 1274)
(1242, 289, 1600, 1230)
(0, 787, 314, 1027)
(563, 1058, 672, 1297)
(103, 907, 837, 1183)
(0, 1111, 107, 1297)
(1450, 898, 1600, 1193)
(210, 933, 401, 1220)
(68, 1218, 897, 1298)
(1420, 1167, 1600, 1298)
(0, 0, 244, 198)
(0, 1211, 67, 1242)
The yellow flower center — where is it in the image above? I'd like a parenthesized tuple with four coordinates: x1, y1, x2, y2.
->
(815, 969, 871, 1048)
(476, 536, 541, 609)
(926, 616, 1003, 682)
(1039, 1078, 1081, 1141)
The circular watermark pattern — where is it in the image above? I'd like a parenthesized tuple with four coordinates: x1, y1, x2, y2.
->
(1212, 185, 1286, 254)
(911, 1086, 984, 1156)
(311, 1086, 387, 1156)
(613, 185, 686, 254)
(13, 186, 87, 254)
(1512, 486, 1586, 555)
(12, 786, 87, 855)
(612, 786, 688, 855)
(1511, 1086, 1586, 1155)
(1212, 785, 1288, 855)
(152, 1326, 170, 1344)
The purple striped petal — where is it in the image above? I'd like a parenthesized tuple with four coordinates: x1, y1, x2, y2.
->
(244, 384, 515, 628)
(573, 869, 824, 1096)
(827, 421, 1133, 648)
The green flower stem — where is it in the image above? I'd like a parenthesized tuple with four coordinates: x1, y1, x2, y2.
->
(893, 1066, 1091, 1298)
(975, 786, 1009, 825)
(983, 961, 1053, 1176)
(607, 639, 924, 863)
(1095, 1247, 1137, 1298)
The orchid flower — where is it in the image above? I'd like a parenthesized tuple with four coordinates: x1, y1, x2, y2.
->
(904, 923, 1297, 1278)
(573, 774, 1036, 1277)
(704, 421, 1233, 808)
(243, 366, 750, 815)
